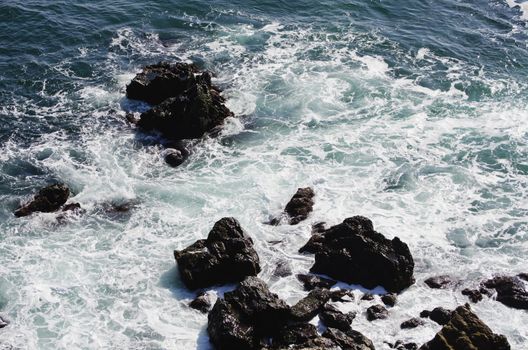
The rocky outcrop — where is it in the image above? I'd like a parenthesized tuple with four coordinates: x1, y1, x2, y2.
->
(271, 323, 319, 348)
(15, 183, 70, 217)
(300, 216, 415, 293)
(207, 277, 290, 350)
(419, 305, 510, 350)
(164, 148, 189, 167)
(296, 274, 336, 291)
(483, 275, 528, 310)
(174, 218, 261, 289)
(127, 62, 233, 142)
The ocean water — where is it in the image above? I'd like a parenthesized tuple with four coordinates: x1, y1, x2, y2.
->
(0, 0, 527, 349)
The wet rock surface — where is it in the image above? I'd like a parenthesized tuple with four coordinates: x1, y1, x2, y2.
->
(296, 274, 336, 291)
(400, 317, 424, 329)
(284, 187, 315, 225)
(290, 288, 330, 322)
(319, 304, 355, 331)
(419, 304, 510, 350)
(300, 216, 415, 293)
(461, 288, 483, 303)
(174, 217, 261, 289)
(381, 293, 397, 307)
(15, 183, 70, 217)
(424, 275, 455, 289)
(483, 275, 528, 310)
(189, 292, 212, 313)
(366, 304, 388, 321)
(330, 289, 355, 302)
(428, 307, 452, 326)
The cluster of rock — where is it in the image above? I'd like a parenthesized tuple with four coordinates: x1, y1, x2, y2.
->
(14, 183, 81, 217)
(125, 62, 234, 167)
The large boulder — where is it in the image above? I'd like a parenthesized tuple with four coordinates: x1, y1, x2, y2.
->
(483, 275, 528, 310)
(419, 305, 510, 350)
(15, 183, 70, 217)
(300, 216, 414, 293)
(174, 218, 261, 289)
(207, 277, 290, 350)
(126, 62, 200, 105)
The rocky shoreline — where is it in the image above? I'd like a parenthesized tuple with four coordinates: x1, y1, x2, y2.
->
(9, 61, 527, 349)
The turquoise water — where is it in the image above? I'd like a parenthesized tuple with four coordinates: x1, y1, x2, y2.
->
(1, 1, 528, 348)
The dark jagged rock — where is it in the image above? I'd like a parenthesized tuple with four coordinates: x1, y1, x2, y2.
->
(0, 316, 8, 328)
(400, 317, 424, 329)
(420, 310, 431, 318)
(366, 304, 388, 321)
(174, 218, 261, 289)
(300, 216, 414, 293)
(319, 304, 355, 331)
(164, 148, 188, 167)
(518, 273, 528, 281)
(126, 62, 200, 105)
(271, 323, 319, 348)
(419, 304, 510, 350)
(15, 183, 70, 217)
(284, 187, 315, 225)
(322, 327, 375, 350)
(361, 293, 374, 301)
(311, 222, 327, 233)
(207, 277, 290, 350)
(392, 341, 418, 350)
(424, 275, 455, 289)
(296, 274, 336, 291)
(330, 289, 355, 302)
(137, 80, 233, 140)
(273, 260, 292, 278)
(428, 307, 452, 326)
(483, 275, 528, 310)
(290, 288, 330, 322)
(461, 288, 483, 303)
(62, 203, 81, 212)
(381, 293, 397, 307)
(189, 292, 212, 313)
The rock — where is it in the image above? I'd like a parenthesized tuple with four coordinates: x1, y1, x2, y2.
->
(420, 310, 431, 318)
(483, 275, 528, 310)
(419, 304, 510, 350)
(428, 307, 452, 326)
(271, 323, 319, 348)
(461, 288, 483, 303)
(189, 292, 212, 313)
(15, 183, 70, 217)
(273, 260, 292, 278)
(361, 293, 374, 301)
(164, 148, 188, 167)
(393, 341, 418, 350)
(381, 293, 397, 307)
(290, 288, 330, 322)
(424, 275, 454, 289)
(319, 304, 355, 331)
(125, 113, 139, 124)
(311, 222, 327, 233)
(300, 216, 414, 293)
(0, 316, 8, 328)
(518, 273, 528, 281)
(322, 327, 375, 350)
(296, 274, 336, 291)
(174, 218, 261, 289)
(366, 304, 388, 321)
(137, 78, 233, 140)
(284, 187, 315, 225)
(330, 289, 355, 302)
(126, 62, 200, 105)
(207, 277, 290, 349)
(62, 203, 81, 212)
(400, 318, 424, 329)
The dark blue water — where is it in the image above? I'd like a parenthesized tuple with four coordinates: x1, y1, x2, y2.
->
(1, 1, 527, 349)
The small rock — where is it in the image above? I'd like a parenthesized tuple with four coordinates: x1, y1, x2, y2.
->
(284, 187, 315, 225)
(273, 260, 292, 278)
(311, 222, 326, 233)
(322, 327, 375, 350)
(419, 310, 431, 318)
(290, 288, 330, 322)
(272, 323, 319, 348)
(189, 292, 212, 313)
(319, 304, 355, 331)
(420, 304, 510, 350)
(329, 289, 355, 302)
(483, 275, 528, 310)
(296, 274, 336, 291)
(0, 316, 8, 328)
(164, 148, 188, 167)
(62, 203, 81, 212)
(361, 293, 374, 301)
(518, 273, 528, 281)
(400, 317, 424, 329)
(461, 288, 483, 303)
(424, 275, 454, 289)
(15, 183, 70, 217)
(429, 307, 452, 325)
(366, 304, 388, 321)
(381, 293, 397, 307)
(393, 341, 418, 350)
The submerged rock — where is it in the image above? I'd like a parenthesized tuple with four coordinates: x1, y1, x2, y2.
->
(419, 304, 510, 350)
(296, 274, 336, 291)
(15, 183, 70, 217)
(126, 62, 200, 105)
(174, 218, 261, 289)
(300, 216, 415, 293)
(284, 187, 315, 225)
(424, 275, 455, 289)
(319, 304, 355, 331)
(483, 275, 528, 310)
(290, 288, 330, 322)
(366, 304, 388, 321)
(207, 277, 290, 350)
